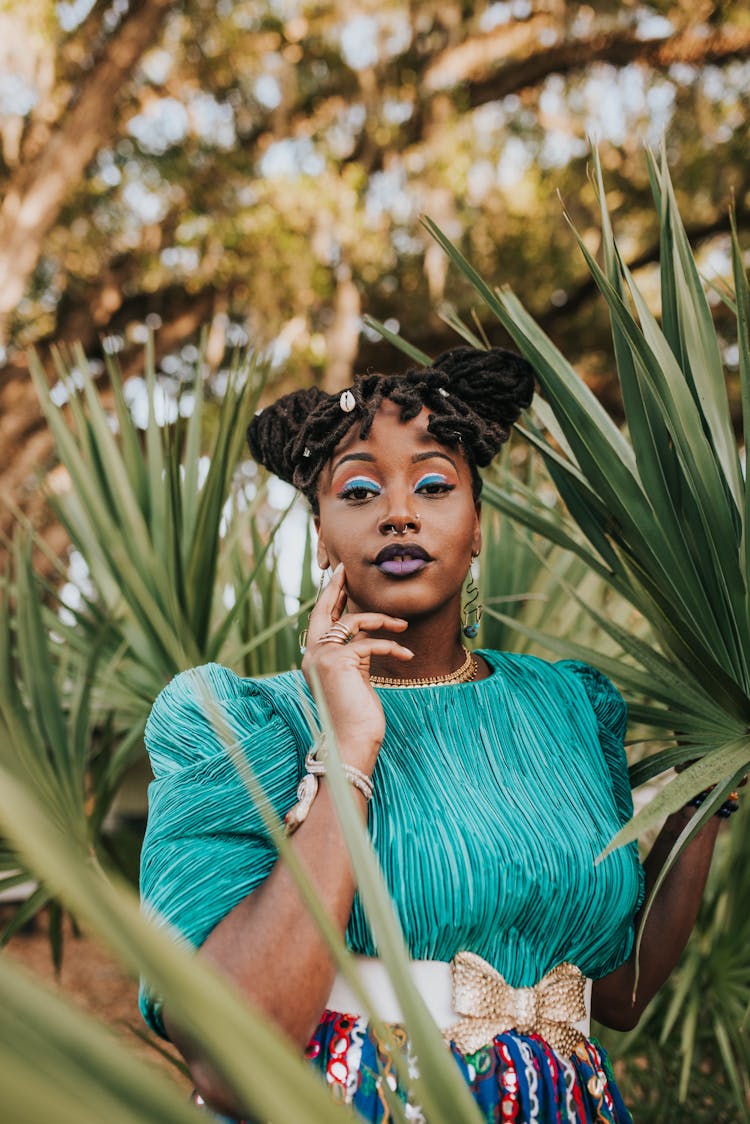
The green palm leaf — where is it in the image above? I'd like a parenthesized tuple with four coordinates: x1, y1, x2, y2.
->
(408, 156, 750, 787)
(0, 956, 204, 1124)
(0, 766, 363, 1124)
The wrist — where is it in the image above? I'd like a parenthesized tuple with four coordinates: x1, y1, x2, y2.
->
(284, 741, 376, 836)
(681, 785, 742, 820)
(665, 805, 720, 836)
(337, 741, 382, 773)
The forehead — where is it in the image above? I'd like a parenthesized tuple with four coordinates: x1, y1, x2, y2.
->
(332, 401, 435, 458)
(320, 400, 474, 492)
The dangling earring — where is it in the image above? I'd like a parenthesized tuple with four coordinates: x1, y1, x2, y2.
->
(462, 558, 483, 639)
(299, 569, 327, 653)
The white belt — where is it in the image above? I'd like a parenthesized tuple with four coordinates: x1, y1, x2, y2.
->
(327, 954, 592, 1056)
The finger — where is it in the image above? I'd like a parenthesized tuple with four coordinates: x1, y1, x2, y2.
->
(312, 637, 413, 663)
(335, 612, 409, 636)
(312, 614, 408, 648)
(351, 638, 414, 661)
(307, 564, 346, 643)
(329, 578, 348, 623)
(308, 567, 410, 644)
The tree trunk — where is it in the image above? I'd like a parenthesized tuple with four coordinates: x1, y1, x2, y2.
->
(0, 0, 176, 345)
(322, 265, 361, 392)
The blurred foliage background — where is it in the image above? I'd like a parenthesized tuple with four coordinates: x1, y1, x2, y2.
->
(2, 0, 750, 559)
(2, 1, 750, 1120)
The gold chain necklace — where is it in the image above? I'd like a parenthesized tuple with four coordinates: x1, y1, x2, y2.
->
(370, 647, 477, 688)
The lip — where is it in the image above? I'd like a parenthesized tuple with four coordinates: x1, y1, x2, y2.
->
(374, 543, 432, 565)
(373, 542, 432, 577)
(379, 558, 428, 576)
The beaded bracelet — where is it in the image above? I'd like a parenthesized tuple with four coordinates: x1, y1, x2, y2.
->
(284, 746, 373, 836)
(684, 785, 741, 819)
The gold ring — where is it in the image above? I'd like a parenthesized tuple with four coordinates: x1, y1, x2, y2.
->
(318, 623, 356, 645)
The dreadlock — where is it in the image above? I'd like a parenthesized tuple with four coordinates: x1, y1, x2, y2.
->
(247, 346, 535, 510)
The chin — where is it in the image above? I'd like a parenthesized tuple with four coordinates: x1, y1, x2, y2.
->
(361, 588, 449, 621)
(343, 564, 454, 612)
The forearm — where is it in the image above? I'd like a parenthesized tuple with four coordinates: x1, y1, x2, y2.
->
(592, 805, 720, 1029)
(165, 776, 368, 1114)
(165, 569, 410, 1113)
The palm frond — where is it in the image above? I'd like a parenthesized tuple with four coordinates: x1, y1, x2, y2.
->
(404, 156, 750, 812)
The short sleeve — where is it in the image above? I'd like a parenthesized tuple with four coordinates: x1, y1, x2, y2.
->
(555, 659, 645, 974)
(555, 659, 633, 828)
(138, 664, 306, 1035)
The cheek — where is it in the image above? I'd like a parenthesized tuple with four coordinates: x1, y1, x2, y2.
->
(451, 501, 480, 547)
(315, 505, 360, 567)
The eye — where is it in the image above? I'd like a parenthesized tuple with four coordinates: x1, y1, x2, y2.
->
(338, 476, 382, 501)
(415, 473, 454, 496)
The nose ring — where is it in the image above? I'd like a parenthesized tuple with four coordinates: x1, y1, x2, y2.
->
(388, 515, 421, 535)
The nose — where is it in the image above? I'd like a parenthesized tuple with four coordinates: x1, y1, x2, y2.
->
(379, 510, 421, 537)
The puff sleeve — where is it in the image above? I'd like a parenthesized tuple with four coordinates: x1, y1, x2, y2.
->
(138, 664, 305, 1035)
(555, 659, 646, 970)
(556, 659, 634, 828)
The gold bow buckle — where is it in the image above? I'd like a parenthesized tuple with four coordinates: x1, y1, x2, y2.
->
(444, 952, 587, 1056)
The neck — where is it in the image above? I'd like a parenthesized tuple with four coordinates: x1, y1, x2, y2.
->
(367, 601, 468, 681)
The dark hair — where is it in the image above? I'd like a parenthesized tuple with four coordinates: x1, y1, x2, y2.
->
(247, 346, 535, 510)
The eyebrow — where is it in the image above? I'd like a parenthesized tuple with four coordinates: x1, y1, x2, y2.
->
(412, 451, 458, 471)
(330, 450, 459, 476)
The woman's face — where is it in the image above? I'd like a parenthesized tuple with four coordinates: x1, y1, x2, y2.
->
(314, 400, 481, 621)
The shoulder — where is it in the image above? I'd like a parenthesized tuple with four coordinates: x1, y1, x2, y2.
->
(554, 660, 633, 812)
(554, 658, 627, 738)
(479, 649, 561, 680)
(145, 663, 307, 776)
(554, 657, 620, 696)
(480, 649, 612, 692)
(479, 650, 627, 735)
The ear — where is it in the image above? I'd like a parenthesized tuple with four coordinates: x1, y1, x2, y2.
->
(314, 515, 331, 571)
(472, 500, 482, 557)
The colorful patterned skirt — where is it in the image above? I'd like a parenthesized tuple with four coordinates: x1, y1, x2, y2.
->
(194, 1007, 631, 1124)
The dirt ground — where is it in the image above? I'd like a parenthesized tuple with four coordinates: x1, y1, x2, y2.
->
(4, 913, 192, 1097)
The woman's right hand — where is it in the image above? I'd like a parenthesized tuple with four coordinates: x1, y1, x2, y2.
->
(301, 563, 413, 772)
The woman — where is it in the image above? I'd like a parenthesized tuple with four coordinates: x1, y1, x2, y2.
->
(140, 347, 726, 1123)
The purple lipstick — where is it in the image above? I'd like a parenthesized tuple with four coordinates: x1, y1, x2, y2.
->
(374, 543, 432, 577)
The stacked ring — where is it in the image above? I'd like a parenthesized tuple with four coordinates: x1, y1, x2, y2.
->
(318, 622, 356, 645)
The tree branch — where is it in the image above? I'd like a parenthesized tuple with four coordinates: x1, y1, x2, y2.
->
(257, 21, 750, 174)
(460, 25, 750, 109)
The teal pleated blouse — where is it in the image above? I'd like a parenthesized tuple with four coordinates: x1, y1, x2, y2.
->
(139, 651, 644, 1035)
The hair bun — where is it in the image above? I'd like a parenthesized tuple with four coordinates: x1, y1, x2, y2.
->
(246, 385, 329, 484)
(429, 346, 535, 464)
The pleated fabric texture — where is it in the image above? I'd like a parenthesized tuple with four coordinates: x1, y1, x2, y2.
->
(139, 651, 644, 1039)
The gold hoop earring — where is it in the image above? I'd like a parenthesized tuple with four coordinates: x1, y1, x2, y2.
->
(462, 560, 482, 639)
(299, 569, 327, 653)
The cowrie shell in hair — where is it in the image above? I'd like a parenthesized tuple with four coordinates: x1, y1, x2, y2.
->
(438, 387, 449, 397)
(339, 390, 356, 413)
(302, 447, 311, 457)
